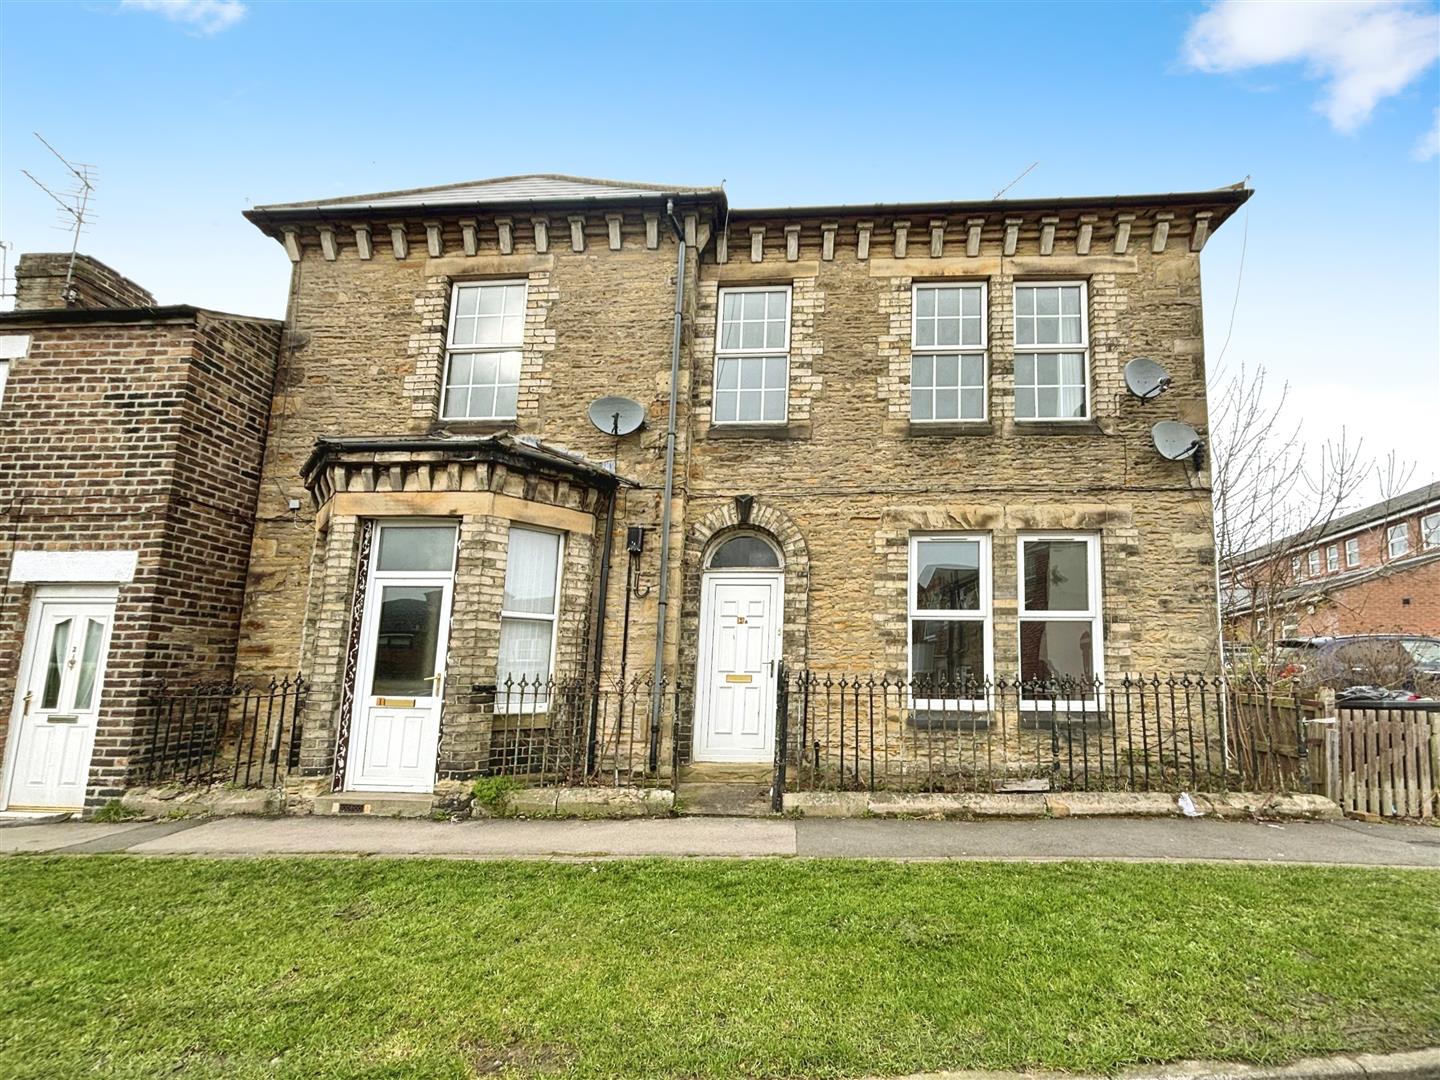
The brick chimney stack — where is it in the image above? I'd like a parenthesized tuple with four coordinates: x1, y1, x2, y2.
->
(13, 252, 155, 311)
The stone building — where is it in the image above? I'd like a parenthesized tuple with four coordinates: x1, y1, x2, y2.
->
(0, 254, 281, 811)
(237, 174, 1248, 800)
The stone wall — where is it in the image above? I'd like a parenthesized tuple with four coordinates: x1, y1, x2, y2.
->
(0, 310, 281, 805)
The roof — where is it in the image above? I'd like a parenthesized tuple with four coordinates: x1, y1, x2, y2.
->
(300, 431, 633, 490)
(0, 305, 281, 328)
(249, 173, 723, 217)
(1233, 480, 1440, 567)
(245, 172, 1251, 228)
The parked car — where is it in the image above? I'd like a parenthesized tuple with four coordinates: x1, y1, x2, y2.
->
(1274, 635, 1440, 693)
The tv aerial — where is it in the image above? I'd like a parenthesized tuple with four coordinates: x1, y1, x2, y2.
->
(1151, 420, 1205, 469)
(22, 132, 97, 306)
(1124, 357, 1172, 401)
(587, 396, 645, 437)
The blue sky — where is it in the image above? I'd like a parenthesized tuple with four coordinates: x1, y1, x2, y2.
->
(3, 0, 1437, 495)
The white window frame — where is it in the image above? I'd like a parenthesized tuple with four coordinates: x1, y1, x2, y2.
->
(1345, 537, 1361, 567)
(1326, 545, 1339, 573)
(1017, 532, 1104, 709)
(439, 279, 527, 422)
(496, 526, 564, 713)
(0, 334, 30, 410)
(910, 281, 988, 423)
(1013, 280, 1090, 422)
(713, 284, 791, 426)
(1307, 550, 1321, 577)
(906, 533, 993, 710)
(1387, 523, 1410, 559)
(1290, 555, 1303, 579)
(1422, 512, 1440, 550)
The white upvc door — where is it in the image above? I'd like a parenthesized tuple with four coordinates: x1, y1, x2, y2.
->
(693, 573, 782, 763)
(3, 590, 116, 811)
(346, 522, 457, 793)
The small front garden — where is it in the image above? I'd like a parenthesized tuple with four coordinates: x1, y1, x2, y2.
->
(0, 858, 1436, 1079)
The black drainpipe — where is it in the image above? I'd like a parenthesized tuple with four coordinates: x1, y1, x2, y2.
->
(648, 199, 686, 772)
(585, 485, 618, 774)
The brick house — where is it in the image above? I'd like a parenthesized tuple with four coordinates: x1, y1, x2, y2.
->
(0, 254, 281, 811)
(1223, 481, 1440, 641)
(232, 174, 1248, 801)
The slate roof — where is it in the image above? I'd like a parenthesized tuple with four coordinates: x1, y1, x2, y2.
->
(1232, 480, 1440, 567)
(251, 174, 721, 214)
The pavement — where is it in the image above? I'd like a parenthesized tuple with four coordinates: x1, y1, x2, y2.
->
(2, 814, 1438, 865)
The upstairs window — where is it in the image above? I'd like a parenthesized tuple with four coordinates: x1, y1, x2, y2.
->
(1326, 545, 1339, 572)
(1387, 523, 1410, 559)
(1291, 555, 1303, 579)
(911, 283, 987, 422)
(442, 280, 526, 421)
(1345, 537, 1361, 567)
(1307, 550, 1321, 577)
(1014, 282, 1088, 420)
(714, 286, 789, 424)
(1422, 512, 1440, 550)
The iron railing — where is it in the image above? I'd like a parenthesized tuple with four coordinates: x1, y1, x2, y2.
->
(775, 668, 1232, 794)
(143, 676, 306, 789)
(466, 675, 686, 789)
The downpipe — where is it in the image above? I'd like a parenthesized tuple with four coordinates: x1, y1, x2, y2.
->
(648, 199, 686, 773)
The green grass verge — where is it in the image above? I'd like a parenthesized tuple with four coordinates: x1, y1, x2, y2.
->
(0, 858, 1436, 1079)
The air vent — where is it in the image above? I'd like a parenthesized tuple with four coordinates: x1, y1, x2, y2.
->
(337, 802, 367, 815)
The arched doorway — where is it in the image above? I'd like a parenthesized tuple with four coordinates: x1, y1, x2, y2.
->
(692, 531, 784, 763)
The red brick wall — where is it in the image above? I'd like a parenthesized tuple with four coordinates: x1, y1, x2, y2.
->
(0, 313, 280, 805)
(1298, 557, 1440, 637)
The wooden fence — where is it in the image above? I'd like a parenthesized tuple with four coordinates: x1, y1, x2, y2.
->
(1325, 705, 1438, 820)
(1227, 686, 1439, 819)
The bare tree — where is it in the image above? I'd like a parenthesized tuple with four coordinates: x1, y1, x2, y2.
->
(1211, 363, 1373, 671)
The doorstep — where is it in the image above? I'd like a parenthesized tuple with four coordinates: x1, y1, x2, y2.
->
(311, 792, 435, 818)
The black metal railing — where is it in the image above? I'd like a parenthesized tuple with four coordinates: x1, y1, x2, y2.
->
(775, 669, 1232, 794)
(143, 676, 306, 789)
(466, 675, 686, 789)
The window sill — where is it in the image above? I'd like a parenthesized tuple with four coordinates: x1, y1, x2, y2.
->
(1010, 420, 1106, 436)
(433, 419, 519, 436)
(705, 423, 811, 441)
(906, 421, 994, 438)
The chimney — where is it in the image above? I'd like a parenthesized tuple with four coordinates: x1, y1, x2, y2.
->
(14, 253, 155, 311)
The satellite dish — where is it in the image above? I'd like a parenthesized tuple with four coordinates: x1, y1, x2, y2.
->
(587, 395, 646, 437)
(1152, 420, 1203, 464)
(1125, 357, 1172, 400)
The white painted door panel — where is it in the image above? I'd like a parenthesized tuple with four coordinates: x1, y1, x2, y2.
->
(694, 575, 781, 762)
(5, 598, 114, 811)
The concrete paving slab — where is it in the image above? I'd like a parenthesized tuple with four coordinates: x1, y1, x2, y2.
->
(123, 815, 799, 858)
(793, 817, 1440, 867)
(0, 821, 155, 854)
(2, 814, 1436, 866)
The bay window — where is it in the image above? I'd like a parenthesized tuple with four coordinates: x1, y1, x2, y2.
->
(497, 527, 563, 709)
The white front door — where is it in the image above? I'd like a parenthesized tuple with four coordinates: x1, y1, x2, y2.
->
(693, 573, 782, 763)
(346, 523, 457, 793)
(3, 591, 116, 811)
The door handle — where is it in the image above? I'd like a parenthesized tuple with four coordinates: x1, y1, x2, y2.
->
(426, 671, 446, 692)
(22, 691, 31, 718)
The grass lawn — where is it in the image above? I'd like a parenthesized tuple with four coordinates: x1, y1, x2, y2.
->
(0, 858, 1436, 1079)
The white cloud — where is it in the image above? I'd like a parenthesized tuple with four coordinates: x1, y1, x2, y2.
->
(1415, 108, 1440, 160)
(120, 0, 247, 35)
(1183, 1, 1440, 133)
